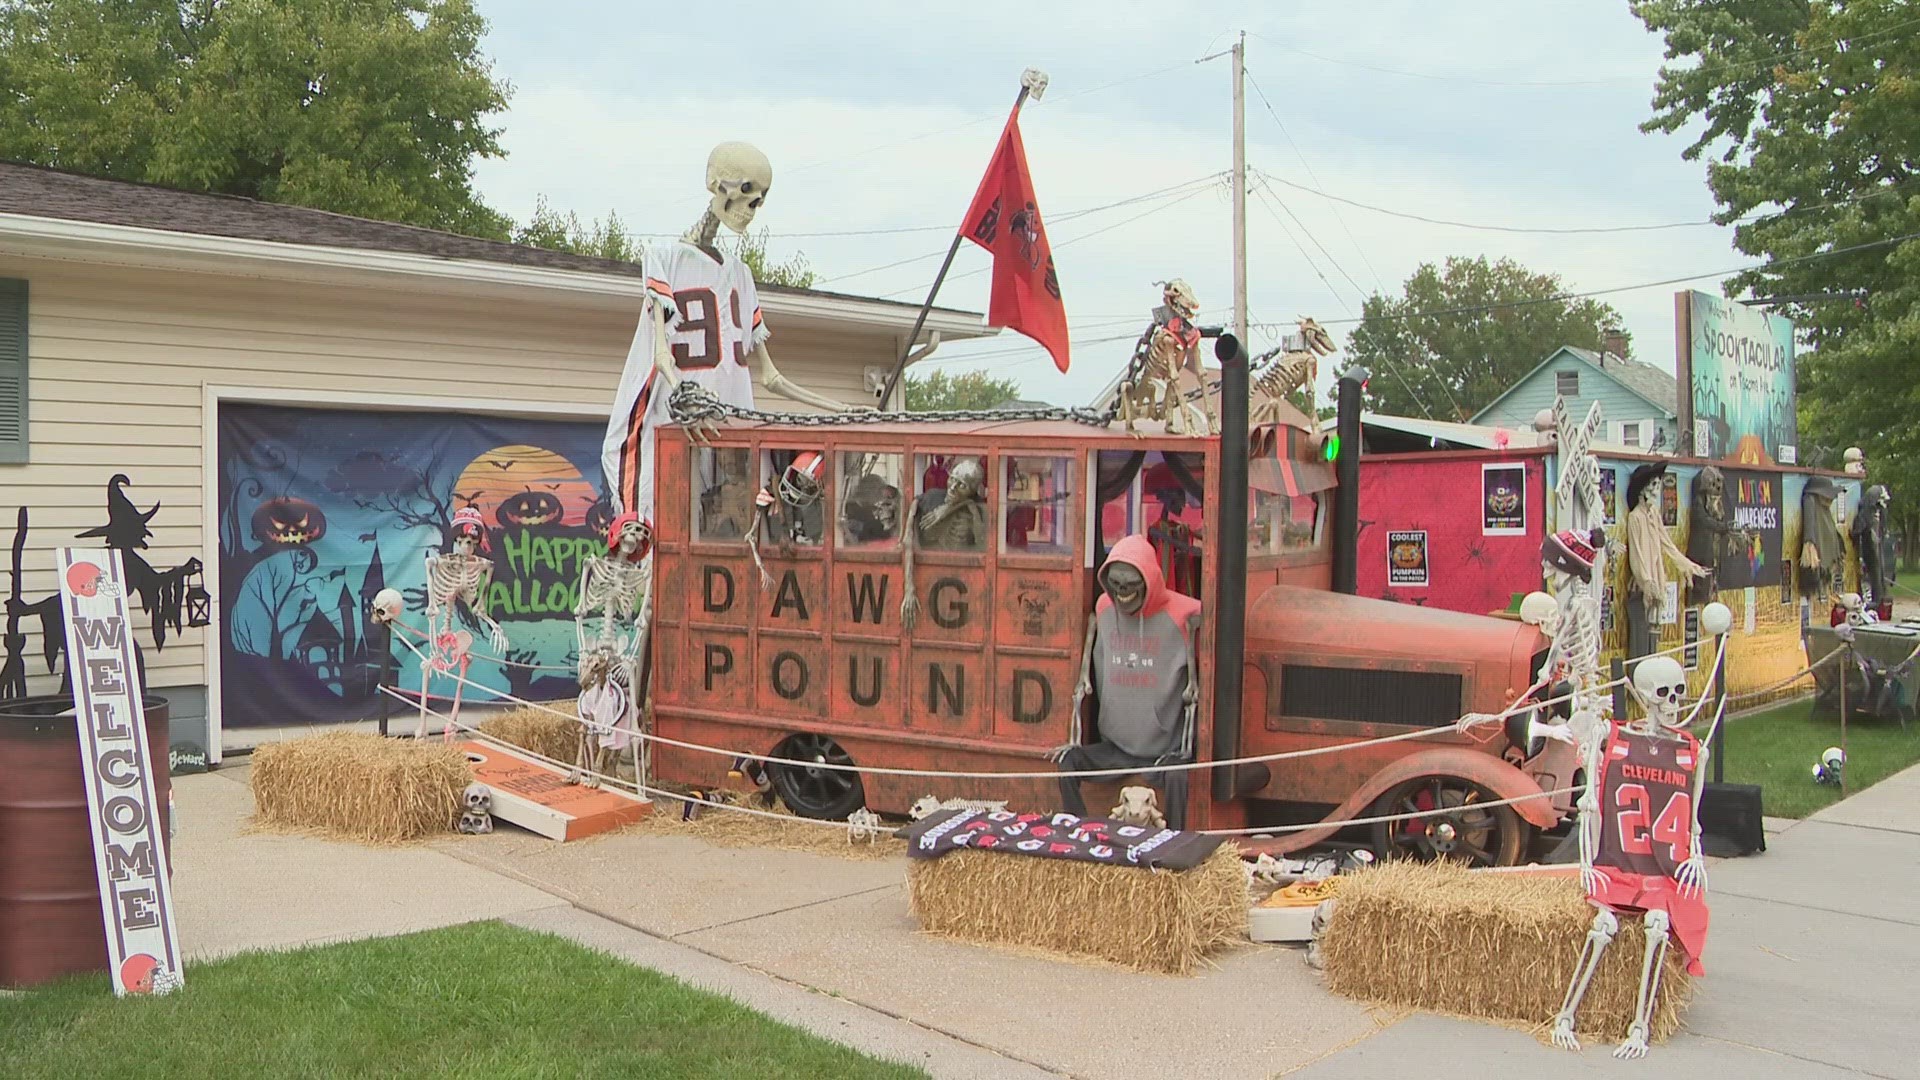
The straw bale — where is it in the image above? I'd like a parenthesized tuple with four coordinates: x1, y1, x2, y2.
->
(250, 733, 472, 844)
(475, 703, 581, 764)
(1318, 861, 1692, 1044)
(906, 845, 1246, 975)
(624, 788, 907, 861)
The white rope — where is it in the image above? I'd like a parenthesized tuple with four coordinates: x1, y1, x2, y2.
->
(1198, 786, 1583, 836)
(385, 687, 854, 832)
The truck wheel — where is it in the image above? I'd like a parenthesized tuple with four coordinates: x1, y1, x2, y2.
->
(1369, 775, 1527, 867)
(768, 733, 866, 820)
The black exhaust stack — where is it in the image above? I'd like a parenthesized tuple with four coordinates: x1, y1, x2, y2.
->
(1211, 334, 1251, 803)
(1331, 364, 1368, 595)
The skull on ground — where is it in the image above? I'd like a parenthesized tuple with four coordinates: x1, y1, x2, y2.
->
(464, 783, 492, 814)
(705, 142, 773, 235)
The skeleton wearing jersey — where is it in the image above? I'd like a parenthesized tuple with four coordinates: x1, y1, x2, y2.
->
(1551, 654, 1709, 1059)
(601, 142, 862, 526)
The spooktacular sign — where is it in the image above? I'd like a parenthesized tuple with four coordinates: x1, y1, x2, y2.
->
(1680, 290, 1798, 466)
(217, 403, 607, 727)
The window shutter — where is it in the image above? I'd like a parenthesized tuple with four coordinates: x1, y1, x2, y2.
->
(0, 279, 25, 464)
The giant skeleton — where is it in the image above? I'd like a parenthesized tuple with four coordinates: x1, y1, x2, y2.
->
(572, 513, 653, 787)
(416, 507, 509, 740)
(1461, 397, 1718, 1058)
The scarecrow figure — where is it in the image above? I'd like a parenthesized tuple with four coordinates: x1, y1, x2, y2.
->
(901, 458, 989, 629)
(1049, 535, 1201, 830)
(1624, 463, 1708, 659)
(1798, 476, 1845, 602)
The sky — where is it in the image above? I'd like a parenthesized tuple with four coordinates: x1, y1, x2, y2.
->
(468, 1, 1740, 416)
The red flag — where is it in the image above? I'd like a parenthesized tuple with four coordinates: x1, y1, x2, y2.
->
(960, 107, 1069, 372)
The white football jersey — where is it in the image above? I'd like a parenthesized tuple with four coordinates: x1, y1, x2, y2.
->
(602, 241, 769, 520)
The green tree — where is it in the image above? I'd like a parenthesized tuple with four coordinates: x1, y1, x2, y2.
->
(729, 227, 816, 289)
(511, 197, 638, 262)
(1345, 256, 1625, 420)
(0, 0, 513, 237)
(1635, 0, 1920, 559)
(905, 369, 1023, 412)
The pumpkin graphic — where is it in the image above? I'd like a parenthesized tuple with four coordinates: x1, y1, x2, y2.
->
(585, 494, 614, 536)
(252, 497, 326, 547)
(1391, 540, 1424, 569)
(497, 487, 564, 527)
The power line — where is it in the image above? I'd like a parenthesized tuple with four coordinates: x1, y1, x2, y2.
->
(1250, 182, 1371, 306)
(1244, 69, 1384, 290)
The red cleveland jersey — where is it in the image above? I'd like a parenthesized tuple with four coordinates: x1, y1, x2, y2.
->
(1596, 729, 1700, 882)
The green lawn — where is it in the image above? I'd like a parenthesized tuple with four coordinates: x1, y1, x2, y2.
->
(1707, 697, 1920, 818)
(0, 922, 926, 1080)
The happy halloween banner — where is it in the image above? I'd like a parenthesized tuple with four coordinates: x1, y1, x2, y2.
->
(216, 403, 609, 728)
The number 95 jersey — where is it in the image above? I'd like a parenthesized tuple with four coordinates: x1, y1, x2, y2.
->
(602, 241, 770, 519)
(1596, 728, 1700, 882)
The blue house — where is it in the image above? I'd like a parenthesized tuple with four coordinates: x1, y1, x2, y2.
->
(1471, 341, 1680, 453)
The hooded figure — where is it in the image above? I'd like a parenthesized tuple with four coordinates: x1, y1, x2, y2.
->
(1686, 466, 1742, 605)
(1853, 484, 1893, 607)
(1053, 535, 1202, 828)
(1799, 477, 1844, 600)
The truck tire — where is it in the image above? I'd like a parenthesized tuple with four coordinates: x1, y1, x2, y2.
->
(1369, 774, 1528, 867)
(768, 733, 866, 820)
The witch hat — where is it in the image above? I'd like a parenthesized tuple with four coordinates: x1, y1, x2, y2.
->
(74, 474, 160, 550)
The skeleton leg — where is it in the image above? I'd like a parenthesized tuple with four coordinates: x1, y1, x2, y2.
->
(1615, 909, 1671, 1059)
(415, 660, 432, 739)
(1551, 907, 1619, 1051)
(441, 654, 470, 744)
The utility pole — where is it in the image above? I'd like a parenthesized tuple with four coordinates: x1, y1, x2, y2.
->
(1231, 32, 1248, 348)
(1199, 32, 1250, 346)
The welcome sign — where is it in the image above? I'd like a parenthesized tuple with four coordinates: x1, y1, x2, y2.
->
(1676, 290, 1798, 466)
(57, 548, 184, 996)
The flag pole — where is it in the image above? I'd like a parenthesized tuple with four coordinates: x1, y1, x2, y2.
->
(877, 73, 1044, 410)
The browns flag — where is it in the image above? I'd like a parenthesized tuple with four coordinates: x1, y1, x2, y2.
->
(962, 107, 1070, 373)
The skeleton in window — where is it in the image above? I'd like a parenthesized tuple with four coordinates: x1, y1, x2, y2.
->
(840, 468, 901, 545)
(417, 507, 508, 740)
(1119, 280, 1214, 435)
(900, 458, 988, 630)
(1549, 653, 1711, 1058)
(600, 141, 868, 529)
(747, 452, 826, 589)
(572, 512, 653, 787)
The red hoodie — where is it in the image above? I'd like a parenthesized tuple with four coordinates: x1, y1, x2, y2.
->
(1092, 536, 1202, 758)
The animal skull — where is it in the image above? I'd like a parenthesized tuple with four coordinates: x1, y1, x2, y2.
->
(1109, 785, 1166, 829)
(705, 142, 773, 235)
(1161, 279, 1199, 320)
(846, 807, 887, 844)
(1630, 655, 1688, 728)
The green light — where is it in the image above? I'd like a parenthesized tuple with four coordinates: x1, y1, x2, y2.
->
(1323, 434, 1340, 462)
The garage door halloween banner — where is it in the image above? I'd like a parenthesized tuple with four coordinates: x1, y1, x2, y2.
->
(217, 404, 606, 728)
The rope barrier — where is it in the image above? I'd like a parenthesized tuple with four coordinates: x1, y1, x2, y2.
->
(1198, 786, 1583, 836)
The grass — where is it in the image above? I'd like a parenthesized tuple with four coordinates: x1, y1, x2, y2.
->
(0, 922, 927, 1080)
(1710, 697, 1920, 818)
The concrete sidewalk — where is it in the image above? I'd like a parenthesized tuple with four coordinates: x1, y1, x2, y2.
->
(165, 759, 1920, 1079)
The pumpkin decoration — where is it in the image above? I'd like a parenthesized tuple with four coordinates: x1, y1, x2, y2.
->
(252, 496, 326, 547)
(584, 494, 614, 536)
(1391, 540, 1424, 569)
(497, 487, 564, 528)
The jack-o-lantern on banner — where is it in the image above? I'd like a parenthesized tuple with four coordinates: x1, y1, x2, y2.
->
(216, 404, 608, 728)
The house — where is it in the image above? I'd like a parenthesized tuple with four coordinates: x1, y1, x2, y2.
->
(1470, 335, 1680, 453)
(0, 161, 993, 757)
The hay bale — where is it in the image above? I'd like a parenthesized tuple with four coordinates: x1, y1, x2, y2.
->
(906, 845, 1246, 975)
(251, 733, 471, 844)
(626, 788, 906, 861)
(1318, 861, 1692, 1044)
(475, 703, 581, 764)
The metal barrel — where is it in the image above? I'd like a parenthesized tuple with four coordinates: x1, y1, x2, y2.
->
(0, 694, 171, 988)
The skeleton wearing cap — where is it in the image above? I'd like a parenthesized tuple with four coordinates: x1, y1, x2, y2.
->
(571, 511, 654, 787)
(747, 451, 826, 589)
(1623, 462, 1708, 660)
(416, 506, 509, 740)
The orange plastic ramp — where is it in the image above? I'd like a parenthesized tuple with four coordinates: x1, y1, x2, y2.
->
(456, 739, 651, 841)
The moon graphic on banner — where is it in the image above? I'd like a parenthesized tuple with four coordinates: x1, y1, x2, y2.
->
(452, 446, 597, 527)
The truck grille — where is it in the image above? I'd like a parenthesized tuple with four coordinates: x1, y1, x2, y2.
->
(1279, 665, 1464, 728)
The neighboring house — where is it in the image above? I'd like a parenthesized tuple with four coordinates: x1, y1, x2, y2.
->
(1470, 340, 1680, 453)
(0, 161, 992, 756)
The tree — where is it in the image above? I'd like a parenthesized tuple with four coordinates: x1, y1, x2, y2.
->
(730, 227, 817, 289)
(511, 197, 638, 263)
(905, 369, 1024, 412)
(1635, 1, 1920, 560)
(0, 0, 513, 238)
(1344, 256, 1626, 420)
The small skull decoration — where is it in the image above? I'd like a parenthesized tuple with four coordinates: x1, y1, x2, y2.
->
(370, 587, 405, 625)
(457, 782, 494, 835)
(1629, 655, 1688, 730)
(1109, 785, 1166, 829)
(846, 807, 888, 844)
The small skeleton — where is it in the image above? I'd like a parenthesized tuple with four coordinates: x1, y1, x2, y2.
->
(1551, 653, 1709, 1058)
(907, 795, 1009, 821)
(417, 507, 508, 740)
(901, 459, 988, 630)
(572, 513, 654, 787)
(457, 783, 495, 835)
(1119, 280, 1214, 435)
(747, 452, 825, 589)
(1251, 317, 1337, 426)
(1109, 785, 1166, 829)
(846, 807, 889, 844)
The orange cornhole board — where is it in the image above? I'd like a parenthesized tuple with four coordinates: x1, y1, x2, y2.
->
(456, 739, 651, 841)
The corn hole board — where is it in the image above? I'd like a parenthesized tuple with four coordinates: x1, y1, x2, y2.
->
(455, 739, 650, 841)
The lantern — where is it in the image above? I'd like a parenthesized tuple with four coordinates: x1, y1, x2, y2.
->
(184, 562, 212, 628)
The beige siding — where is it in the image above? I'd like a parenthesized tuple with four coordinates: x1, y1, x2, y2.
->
(0, 254, 900, 699)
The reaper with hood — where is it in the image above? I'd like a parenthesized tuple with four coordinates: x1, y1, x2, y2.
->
(1052, 535, 1202, 828)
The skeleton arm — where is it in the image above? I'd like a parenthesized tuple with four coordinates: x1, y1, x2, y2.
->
(1576, 715, 1611, 895)
(1052, 621, 1100, 761)
(1676, 739, 1710, 897)
(746, 501, 775, 590)
(900, 514, 921, 631)
(470, 560, 509, 654)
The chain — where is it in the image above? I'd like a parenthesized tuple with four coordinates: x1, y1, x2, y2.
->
(668, 381, 1116, 430)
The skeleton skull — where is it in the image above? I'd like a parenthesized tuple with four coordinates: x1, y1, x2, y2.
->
(611, 515, 653, 562)
(464, 783, 492, 813)
(1630, 655, 1688, 728)
(1161, 279, 1199, 320)
(705, 142, 773, 235)
(945, 459, 985, 505)
(370, 588, 405, 624)
(1101, 562, 1149, 615)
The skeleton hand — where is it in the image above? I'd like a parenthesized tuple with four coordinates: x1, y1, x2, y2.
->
(1454, 711, 1501, 736)
(900, 594, 920, 632)
(1676, 835, 1708, 898)
(1047, 743, 1077, 763)
(1580, 864, 1612, 896)
(486, 621, 509, 656)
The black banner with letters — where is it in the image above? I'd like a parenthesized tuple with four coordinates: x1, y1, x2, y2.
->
(903, 808, 1225, 870)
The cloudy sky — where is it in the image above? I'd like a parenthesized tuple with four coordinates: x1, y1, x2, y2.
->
(469, 1, 1739, 414)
